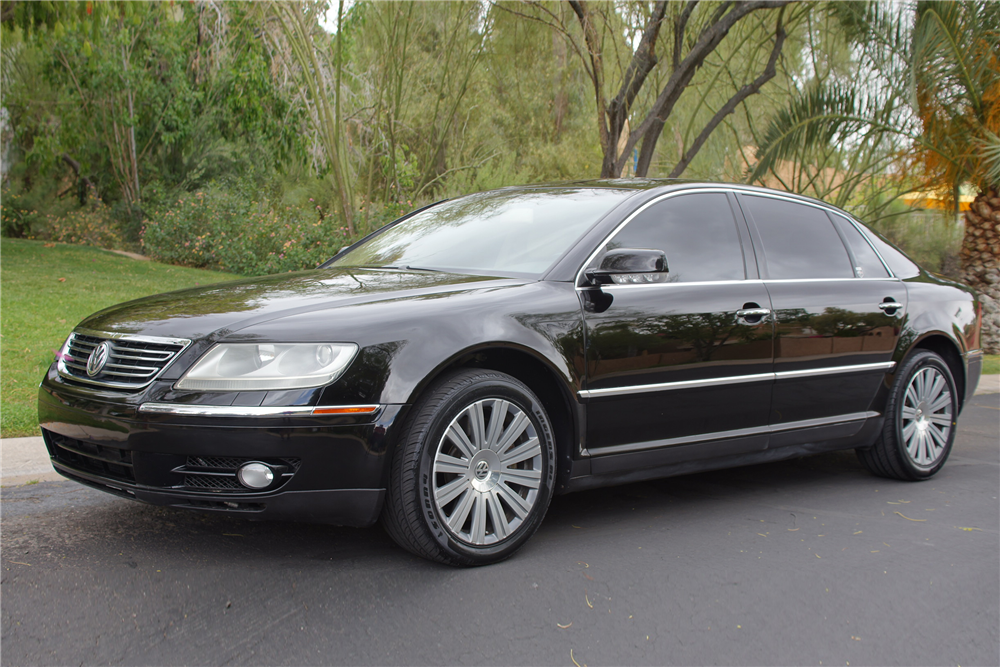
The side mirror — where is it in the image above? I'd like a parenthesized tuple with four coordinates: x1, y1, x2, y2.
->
(586, 248, 669, 285)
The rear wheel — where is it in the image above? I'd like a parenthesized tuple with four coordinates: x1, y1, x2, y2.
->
(856, 350, 958, 480)
(382, 369, 556, 566)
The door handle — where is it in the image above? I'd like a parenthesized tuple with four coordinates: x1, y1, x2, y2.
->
(878, 300, 903, 314)
(736, 307, 771, 325)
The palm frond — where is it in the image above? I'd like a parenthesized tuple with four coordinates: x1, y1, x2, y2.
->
(749, 82, 896, 182)
(980, 131, 1000, 189)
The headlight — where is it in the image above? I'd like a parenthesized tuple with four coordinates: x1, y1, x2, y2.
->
(175, 343, 358, 391)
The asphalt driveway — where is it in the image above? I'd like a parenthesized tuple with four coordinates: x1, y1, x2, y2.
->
(2, 393, 997, 666)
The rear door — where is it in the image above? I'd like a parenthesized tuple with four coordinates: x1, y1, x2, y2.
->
(736, 193, 905, 432)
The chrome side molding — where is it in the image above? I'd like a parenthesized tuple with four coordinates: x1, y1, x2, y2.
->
(579, 361, 897, 399)
(591, 411, 880, 456)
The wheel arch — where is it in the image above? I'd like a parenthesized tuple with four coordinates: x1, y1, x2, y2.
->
(404, 344, 581, 493)
(906, 332, 967, 410)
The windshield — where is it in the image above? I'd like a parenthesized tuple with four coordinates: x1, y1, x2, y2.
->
(328, 188, 634, 278)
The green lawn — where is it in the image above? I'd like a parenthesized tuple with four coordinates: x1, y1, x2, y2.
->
(984, 355, 1000, 375)
(1, 239, 234, 438)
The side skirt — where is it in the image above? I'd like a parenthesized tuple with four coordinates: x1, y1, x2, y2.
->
(564, 416, 883, 493)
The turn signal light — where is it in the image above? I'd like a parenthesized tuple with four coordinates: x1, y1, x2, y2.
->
(311, 406, 379, 415)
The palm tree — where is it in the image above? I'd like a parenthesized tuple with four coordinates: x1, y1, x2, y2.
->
(752, 1, 1000, 352)
(911, 1, 999, 354)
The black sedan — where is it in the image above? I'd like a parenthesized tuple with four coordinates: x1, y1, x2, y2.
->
(39, 181, 984, 565)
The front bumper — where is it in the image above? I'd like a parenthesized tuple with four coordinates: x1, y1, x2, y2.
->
(38, 373, 407, 527)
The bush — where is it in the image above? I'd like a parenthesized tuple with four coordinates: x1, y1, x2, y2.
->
(41, 201, 130, 250)
(0, 189, 42, 238)
(140, 188, 356, 276)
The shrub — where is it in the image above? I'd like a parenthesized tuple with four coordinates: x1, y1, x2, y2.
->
(140, 188, 356, 276)
(41, 201, 129, 250)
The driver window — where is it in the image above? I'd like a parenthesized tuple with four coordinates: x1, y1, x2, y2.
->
(603, 193, 746, 283)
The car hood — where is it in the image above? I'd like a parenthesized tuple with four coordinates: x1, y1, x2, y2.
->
(78, 268, 527, 341)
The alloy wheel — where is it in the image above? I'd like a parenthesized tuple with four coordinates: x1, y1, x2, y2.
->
(432, 398, 543, 546)
(900, 366, 953, 469)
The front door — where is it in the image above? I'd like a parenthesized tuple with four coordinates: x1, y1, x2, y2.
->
(582, 191, 774, 455)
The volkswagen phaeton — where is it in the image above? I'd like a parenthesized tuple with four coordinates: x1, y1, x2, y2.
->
(39, 181, 984, 565)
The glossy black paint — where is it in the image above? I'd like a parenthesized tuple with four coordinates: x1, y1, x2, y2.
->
(766, 279, 903, 423)
(582, 281, 774, 451)
(38, 181, 983, 527)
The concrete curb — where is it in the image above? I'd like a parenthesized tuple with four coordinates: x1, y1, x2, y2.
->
(4, 375, 998, 486)
(1, 436, 62, 486)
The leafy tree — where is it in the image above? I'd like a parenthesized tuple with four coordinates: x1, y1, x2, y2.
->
(501, 0, 796, 178)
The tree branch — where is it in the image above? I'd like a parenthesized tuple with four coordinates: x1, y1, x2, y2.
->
(632, 0, 793, 176)
(607, 1, 668, 164)
(668, 8, 787, 178)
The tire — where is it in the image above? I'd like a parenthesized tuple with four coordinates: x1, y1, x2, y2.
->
(381, 369, 557, 566)
(856, 350, 958, 481)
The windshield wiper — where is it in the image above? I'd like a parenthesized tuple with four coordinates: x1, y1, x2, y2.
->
(377, 265, 442, 273)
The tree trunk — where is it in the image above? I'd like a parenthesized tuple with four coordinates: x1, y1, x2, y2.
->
(960, 187, 1000, 354)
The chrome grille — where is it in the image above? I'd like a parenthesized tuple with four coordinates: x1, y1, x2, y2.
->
(57, 329, 190, 390)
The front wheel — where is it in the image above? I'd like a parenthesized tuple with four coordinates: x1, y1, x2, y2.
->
(381, 369, 556, 566)
(856, 350, 958, 480)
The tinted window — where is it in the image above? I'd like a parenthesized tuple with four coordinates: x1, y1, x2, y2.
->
(832, 215, 891, 278)
(742, 196, 853, 279)
(330, 188, 633, 277)
(602, 193, 746, 282)
(859, 227, 921, 279)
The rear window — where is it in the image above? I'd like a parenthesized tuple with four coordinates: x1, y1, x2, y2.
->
(741, 195, 854, 280)
(857, 226, 921, 279)
(832, 215, 891, 278)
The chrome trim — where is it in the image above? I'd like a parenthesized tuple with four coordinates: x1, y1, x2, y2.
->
(75, 327, 192, 347)
(964, 349, 984, 359)
(57, 330, 192, 390)
(762, 277, 899, 284)
(578, 362, 896, 399)
(137, 403, 381, 417)
(591, 411, 878, 456)
(878, 301, 904, 310)
(588, 277, 899, 290)
(579, 372, 774, 399)
(770, 411, 879, 432)
(773, 361, 896, 380)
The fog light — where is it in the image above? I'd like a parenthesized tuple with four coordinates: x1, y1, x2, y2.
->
(237, 462, 275, 489)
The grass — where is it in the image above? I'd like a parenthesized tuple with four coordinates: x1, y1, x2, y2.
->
(984, 355, 1000, 375)
(1, 239, 234, 438)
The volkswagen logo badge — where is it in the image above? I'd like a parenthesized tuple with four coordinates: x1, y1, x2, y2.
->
(474, 460, 490, 480)
(86, 341, 112, 377)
